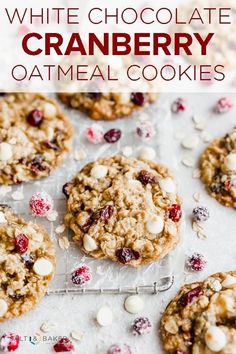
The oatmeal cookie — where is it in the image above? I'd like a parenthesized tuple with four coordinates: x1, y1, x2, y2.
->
(0, 205, 56, 322)
(171, 0, 236, 69)
(58, 92, 158, 121)
(64, 156, 182, 267)
(0, 93, 73, 184)
(160, 271, 236, 354)
(200, 127, 236, 208)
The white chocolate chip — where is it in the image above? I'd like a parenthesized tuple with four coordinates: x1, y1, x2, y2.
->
(121, 146, 133, 157)
(90, 165, 108, 179)
(159, 178, 176, 194)
(0, 299, 8, 317)
(124, 295, 144, 314)
(74, 149, 87, 161)
(43, 103, 57, 118)
(0, 143, 13, 161)
(201, 131, 212, 143)
(138, 146, 156, 160)
(11, 190, 24, 201)
(70, 330, 84, 341)
(209, 279, 222, 292)
(146, 215, 164, 234)
(0, 212, 7, 224)
(181, 156, 195, 167)
(222, 275, 236, 288)
(181, 135, 199, 149)
(224, 153, 236, 172)
(83, 234, 97, 252)
(96, 306, 113, 326)
(205, 326, 227, 352)
(118, 93, 131, 104)
(41, 321, 58, 333)
(33, 258, 53, 276)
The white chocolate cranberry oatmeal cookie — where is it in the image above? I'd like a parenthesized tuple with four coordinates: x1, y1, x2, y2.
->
(200, 127, 236, 208)
(63, 156, 182, 267)
(0, 93, 73, 184)
(0, 205, 56, 322)
(160, 271, 236, 354)
(58, 92, 158, 121)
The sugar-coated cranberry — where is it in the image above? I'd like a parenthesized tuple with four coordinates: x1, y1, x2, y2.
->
(192, 206, 209, 222)
(186, 253, 207, 272)
(15, 234, 29, 254)
(71, 265, 92, 286)
(0, 332, 20, 352)
(100, 205, 115, 221)
(178, 286, 203, 307)
(116, 248, 141, 264)
(137, 170, 157, 185)
(86, 124, 104, 144)
(107, 344, 132, 354)
(171, 98, 187, 113)
(132, 317, 152, 336)
(214, 97, 233, 113)
(168, 204, 182, 222)
(53, 337, 74, 352)
(136, 120, 155, 140)
(104, 129, 122, 143)
(27, 109, 43, 127)
(131, 93, 145, 106)
(29, 191, 53, 217)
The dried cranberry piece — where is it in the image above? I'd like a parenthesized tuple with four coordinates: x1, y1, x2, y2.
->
(81, 209, 95, 232)
(100, 205, 115, 221)
(86, 92, 101, 99)
(116, 248, 141, 264)
(178, 286, 203, 307)
(29, 155, 50, 172)
(53, 337, 74, 352)
(62, 182, 73, 198)
(168, 204, 182, 222)
(44, 140, 60, 151)
(15, 234, 29, 254)
(131, 93, 145, 106)
(71, 265, 92, 286)
(27, 109, 43, 127)
(104, 129, 122, 143)
(137, 170, 157, 185)
(0, 332, 20, 352)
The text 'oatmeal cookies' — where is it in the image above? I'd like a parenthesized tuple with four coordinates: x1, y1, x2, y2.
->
(64, 155, 182, 267)
(0, 93, 73, 184)
(0, 205, 56, 322)
(160, 271, 236, 354)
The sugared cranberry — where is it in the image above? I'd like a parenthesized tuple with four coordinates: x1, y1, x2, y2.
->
(178, 286, 203, 307)
(136, 120, 155, 140)
(116, 248, 141, 264)
(44, 140, 59, 151)
(214, 97, 233, 113)
(71, 265, 92, 286)
(86, 124, 104, 144)
(107, 344, 132, 354)
(104, 129, 122, 143)
(192, 206, 209, 222)
(186, 253, 207, 272)
(62, 182, 73, 198)
(131, 93, 145, 106)
(53, 337, 74, 352)
(132, 317, 152, 336)
(100, 205, 115, 221)
(27, 109, 43, 127)
(171, 98, 187, 113)
(15, 234, 29, 254)
(137, 170, 157, 185)
(0, 332, 20, 352)
(168, 204, 182, 222)
(29, 191, 53, 217)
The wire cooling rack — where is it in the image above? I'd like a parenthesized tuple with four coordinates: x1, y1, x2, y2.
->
(0, 100, 181, 295)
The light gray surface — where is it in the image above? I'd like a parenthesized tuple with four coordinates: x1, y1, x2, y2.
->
(1, 93, 236, 354)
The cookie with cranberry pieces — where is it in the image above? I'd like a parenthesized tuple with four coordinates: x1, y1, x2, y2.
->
(0, 205, 56, 322)
(200, 127, 236, 208)
(64, 155, 182, 266)
(0, 93, 73, 184)
(160, 271, 236, 354)
(58, 92, 158, 121)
